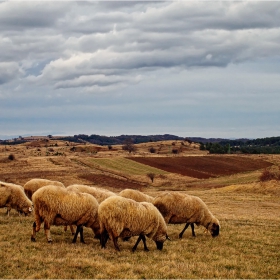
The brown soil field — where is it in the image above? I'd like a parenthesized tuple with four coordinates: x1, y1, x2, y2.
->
(0, 139, 277, 191)
(128, 155, 273, 179)
(1, 140, 280, 279)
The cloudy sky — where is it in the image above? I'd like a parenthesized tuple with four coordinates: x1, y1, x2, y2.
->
(1, 1, 280, 140)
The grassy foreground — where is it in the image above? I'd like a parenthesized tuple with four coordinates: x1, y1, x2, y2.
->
(0, 186, 279, 279)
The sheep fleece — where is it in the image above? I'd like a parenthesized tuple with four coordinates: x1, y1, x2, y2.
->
(32, 185, 99, 231)
(24, 178, 65, 199)
(118, 189, 155, 203)
(154, 192, 220, 229)
(0, 181, 32, 215)
(98, 196, 167, 241)
(67, 184, 116, 204)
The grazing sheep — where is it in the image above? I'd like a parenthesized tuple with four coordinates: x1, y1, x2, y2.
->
(67, 184, 116, 204)
(24, 178, 75, 234)
(66, 184, 116, 239)
(154, 192, 220, 238)
(119, 189, 155, 203)
(98, 196, 169, 251)
(118, 189, 156, 242)
(118, 189, 197, 237)
(31, 185, 100, 243)
(24, 178, 65, 200)
(0, 181, 33, 216)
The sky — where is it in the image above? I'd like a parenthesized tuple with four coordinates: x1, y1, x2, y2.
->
(0, 0, 280, 140)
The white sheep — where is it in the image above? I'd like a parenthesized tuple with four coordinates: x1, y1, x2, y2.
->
(67, 184, 116, 204)
(118, 190, 197, 237)
(98, 196, 169, 251)
(118, 189, 156, 242)
(118, 189, 155, 203)
(66, 184, 116, 239)
(0, 181, 33, 216)
(153, 192, 220, 238)
(23, 178, 65, 200)
(24, 178, 76, 234)
(31, 185, 100, 243)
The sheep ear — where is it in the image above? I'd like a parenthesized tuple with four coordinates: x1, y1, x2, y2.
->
(166, 234, 171, 241)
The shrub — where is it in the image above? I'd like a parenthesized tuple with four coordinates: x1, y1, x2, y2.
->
(8, 154, 15, 161)
(149, 147, 156, 153)
(184, 138, 193, 144)
(259, 169, 279, 182)
(122, 139, 137, 153)
(147, 173, 155, 183)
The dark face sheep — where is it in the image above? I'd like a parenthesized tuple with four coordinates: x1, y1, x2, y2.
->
(208, 222, 220, 237)
(98, 196, 169, 251)
(155, 241, 163, 250)
(154, 192, 220, 239)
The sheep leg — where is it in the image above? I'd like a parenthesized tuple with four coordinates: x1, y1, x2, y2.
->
(100, 229, 109, 249)
(44, 222, 52, 243)
(112, 236, 120, 251)
(79, 225, 85, 243)
(132, 234, 149, 252)
(6, 206, 11, 216)
(31, 222, 37, 242)
(191, 223, 196, 237)
(35, 216, 42, 232)
(70, 225, 75, 235)
(179, 222, 196, 238)
(72, 225, 85, 244)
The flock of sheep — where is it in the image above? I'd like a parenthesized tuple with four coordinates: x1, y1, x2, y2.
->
(0, 178, 220, 251)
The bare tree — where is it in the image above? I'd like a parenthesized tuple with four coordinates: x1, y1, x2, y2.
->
(122, 138, 137, 153)
(147, 173, 155, 183)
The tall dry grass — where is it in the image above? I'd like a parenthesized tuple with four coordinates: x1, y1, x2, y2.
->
(1, 185, 279, 279)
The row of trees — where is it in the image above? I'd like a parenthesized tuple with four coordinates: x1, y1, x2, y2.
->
(200, 136, 280, 154)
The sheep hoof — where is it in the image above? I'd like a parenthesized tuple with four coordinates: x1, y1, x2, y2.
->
(31, 236, 36, 242)
(48, 240, 52, 243)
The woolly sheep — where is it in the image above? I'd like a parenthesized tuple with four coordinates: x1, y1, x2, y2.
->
(24, 178, 65, 200)
(66, 184, 116, 238)
(31, 185, 100, 243)
(118, 189, 155, 203)
(118, 189, 156, 242)
(67, 184, 116, 204)
(98, 196, 169, 251)
(153, 192, 220, 238)
(24, 178, 75, 234)
(118, 189, 197, 237)
(0, 181, 33, 216)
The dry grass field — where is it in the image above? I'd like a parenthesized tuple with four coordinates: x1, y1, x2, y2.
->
(0, 139, 279, 279)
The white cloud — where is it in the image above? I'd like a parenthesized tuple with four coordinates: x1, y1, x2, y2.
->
(0, 1, 280, 138)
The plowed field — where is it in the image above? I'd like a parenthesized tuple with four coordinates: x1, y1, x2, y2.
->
(128, 155, 272, 179)
(78, 173, 146, 190)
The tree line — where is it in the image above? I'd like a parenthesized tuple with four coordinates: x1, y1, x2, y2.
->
(199, 136, 280, 154)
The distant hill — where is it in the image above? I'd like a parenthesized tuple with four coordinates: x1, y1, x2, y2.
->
(187, 137, 250, 144)
(58, 134, 186, 145)
(1, 134, 279, 154)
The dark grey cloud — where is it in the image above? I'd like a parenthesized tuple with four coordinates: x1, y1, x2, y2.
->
(0, 62, 23, 85)
(0, 1, 280, 138)
(0, 2, 69, 31)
